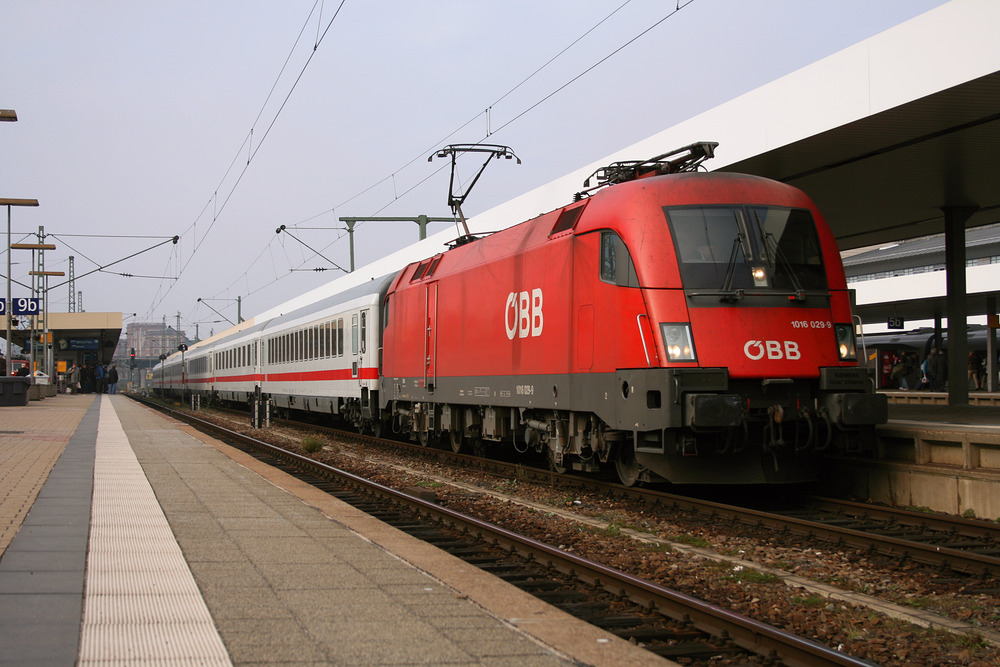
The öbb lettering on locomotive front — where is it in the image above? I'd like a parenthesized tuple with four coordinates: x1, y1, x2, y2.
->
(504, 289, 543, 340)
(743, 340, 801, 360)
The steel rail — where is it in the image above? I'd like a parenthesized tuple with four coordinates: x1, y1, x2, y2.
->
(136, 396, 875, 667)
(196, 402, 1000, 577)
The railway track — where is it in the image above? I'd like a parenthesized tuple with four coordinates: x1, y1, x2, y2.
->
(138, 396, 876, 667)
(257, 407, 1000, 580)
(197, 401, 1000, 580)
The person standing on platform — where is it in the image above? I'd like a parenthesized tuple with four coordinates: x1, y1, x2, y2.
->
(924, 349, 938, 391)
(69, 362, 81, 394)
(969, 350, 982, 390)
(107, 364, 119, 394)
(932, 347, 948, 391)
(95, 362, 105, 394)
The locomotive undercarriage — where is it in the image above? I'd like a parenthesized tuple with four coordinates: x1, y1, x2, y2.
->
(389, 399, 619, 474)
(386, 365, 886, 486)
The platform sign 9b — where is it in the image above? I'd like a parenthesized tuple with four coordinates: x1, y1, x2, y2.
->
(0, 298, 41, 316)
(13, 298, 41, 316)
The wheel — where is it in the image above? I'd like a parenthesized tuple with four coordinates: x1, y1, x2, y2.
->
(371, 418, 383, 438)
(548, 448, 568, 475)
(449, 429, 462, 453)
(615, 443, 642, 487)
(417, 430, 429, 447)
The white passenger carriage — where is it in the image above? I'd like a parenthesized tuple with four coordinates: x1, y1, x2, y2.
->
(153, 274, 396, 433)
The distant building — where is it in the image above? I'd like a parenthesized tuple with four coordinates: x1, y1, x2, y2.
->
(112, 322, 192, 368)
(846, 223, 1000, 334)
(843, 223, 1000, 284)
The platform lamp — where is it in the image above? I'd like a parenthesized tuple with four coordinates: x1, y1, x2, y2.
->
(14, 240, 57, 376)
(2, 198, 40, 372)
(10, 243, 56, 373)
(29, 268, 64, 379)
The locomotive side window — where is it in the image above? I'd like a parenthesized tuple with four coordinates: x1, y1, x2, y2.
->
(599, 231, 639, 287)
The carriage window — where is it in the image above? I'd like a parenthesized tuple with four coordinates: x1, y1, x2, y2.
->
(338, 318, 344, 356)
(360, 312, 367, 354)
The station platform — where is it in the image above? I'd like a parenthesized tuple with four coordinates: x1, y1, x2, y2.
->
(886, 395, 1000, 425)
(818, 393, 1000, 521)
(0, 394, 667, 667)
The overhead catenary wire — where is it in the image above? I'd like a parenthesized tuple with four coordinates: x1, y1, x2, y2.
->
(165, 0, 697, 322)
(147, 0, 347, 317)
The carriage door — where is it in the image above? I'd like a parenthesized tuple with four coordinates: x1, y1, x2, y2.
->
(352, 311, 367, 381)
(424, 282, 438, 393)
(357, 309, 373, 418)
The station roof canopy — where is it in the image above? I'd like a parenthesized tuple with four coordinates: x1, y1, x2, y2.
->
(853, 290, 1000, 326)
(5, 312, 123, 362)
(624, 0, 1000, 252)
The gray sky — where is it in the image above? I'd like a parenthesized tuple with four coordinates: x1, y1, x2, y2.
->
(2, 0, 946, 336)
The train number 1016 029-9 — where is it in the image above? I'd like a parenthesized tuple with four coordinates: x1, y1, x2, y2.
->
(790, 320, 831, 329)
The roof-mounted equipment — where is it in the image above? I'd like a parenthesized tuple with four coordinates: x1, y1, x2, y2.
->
(575, 141, 718, 199)
(429, 144, 520, 244)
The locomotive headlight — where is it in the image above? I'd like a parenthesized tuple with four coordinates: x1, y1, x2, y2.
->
(751, 265, 768, 287)
(834, 323, 857, 361)
(660, 323, 697, 362)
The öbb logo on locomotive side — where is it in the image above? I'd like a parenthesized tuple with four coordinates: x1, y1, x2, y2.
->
(505, 289, 543, 340)
(743, 340, 801, 360)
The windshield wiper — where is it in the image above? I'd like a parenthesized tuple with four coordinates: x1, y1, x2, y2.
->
(719, 231, 747, 302)
(753, 210, 807, 302)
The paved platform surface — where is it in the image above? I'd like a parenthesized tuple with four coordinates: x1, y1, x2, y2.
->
(0, 394, 671, 667)
(887, 400, 1000, 427)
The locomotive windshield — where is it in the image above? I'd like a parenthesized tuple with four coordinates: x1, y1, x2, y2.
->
(664, 205, 827, 292)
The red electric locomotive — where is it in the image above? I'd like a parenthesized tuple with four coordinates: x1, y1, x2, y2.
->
(380, 143, 887, 485)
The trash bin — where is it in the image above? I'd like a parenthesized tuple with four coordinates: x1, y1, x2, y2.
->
(0, 377, 31, 406)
